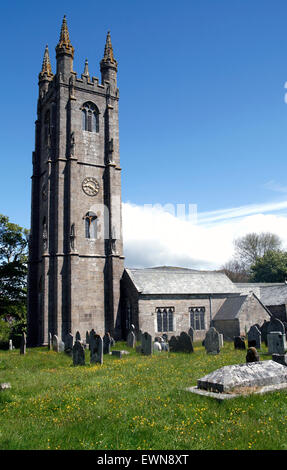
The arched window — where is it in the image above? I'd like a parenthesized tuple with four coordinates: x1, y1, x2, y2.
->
(189, 307, 205, 330)
(84, 212, 97, 239)
(81, 102, 99, 132)
(156, 307, 174, 332)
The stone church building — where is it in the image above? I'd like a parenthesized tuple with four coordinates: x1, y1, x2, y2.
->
(27, 17, 272, 346)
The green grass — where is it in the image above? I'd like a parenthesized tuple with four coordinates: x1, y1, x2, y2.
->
(0, 341, 287, 450)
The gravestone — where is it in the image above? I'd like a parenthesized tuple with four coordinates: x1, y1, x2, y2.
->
(260, 320, 270, 346)
(267, 332, 287, 355)
(141, 332, 153, 355)
(169, 336, 179, 352)
(204, 327, 220, 354)
(90, 332, 103, 365)
(188, 328, 194, 342)
(58, 340, 65, 352)
(137, 330, 143, 342)
(219, 334, 224, 348)
(111, 350, 129, 358)
(234, 336, 246, 350)
(9, 340, 13, 351)
(272, 353, 287, 367)
(75, 331, 81, 341)
(103, 332, 112, 354)
(48, 332, 52, 351)
(52, 335, 59, 352)
(247, 325, 261, 349)
(64, 333, 73, 354)
(178, 332, 193, 353)
(20, 332, 26, 355)
(153, 341, 162, 351)
(127, 330, 136, 348)
(246, 347, 260, 363)
(267, 317, 285, 335)
(86, 331, 90, 349)
(72, 340, 85, 366)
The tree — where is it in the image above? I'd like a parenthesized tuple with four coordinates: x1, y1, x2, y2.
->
(221, 232, 283, 282)
(250, 250, 287, 283)
(234, 232, 282, 270)
(220, 259, 250, 283)
(0, 215, 29, 344)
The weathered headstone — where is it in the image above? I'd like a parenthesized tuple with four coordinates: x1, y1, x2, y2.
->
(90, 332, 103, 365)
(111, 350, 129, 358)
(75, 331, 81, 341)
(267, 317, 285, 335)
(141, 332, 153, 355)
(169, 336, 179, 352)
(9, 339, 13, 351)
(58, 340, 65, 352)
(64, 333, 73, 354)
(260, 320, 270, 346)
(204, 327, 220, 354)
(103, 332, 112, 354)
(234, 336, 246, 350)
(178, 332, 193, 353)
(127, 330, 136, 348)
(20, 332, 26, 355)
(267, 332, 287, 355)
(219, 334, 224, 348)
(48, 332, 52, 351)
(52, 335, 59, 352)
(247, 325, 261, 349)
(188, 328, 194, 342)
(72, 340, 85, 366)
(246, 347, 260, 363)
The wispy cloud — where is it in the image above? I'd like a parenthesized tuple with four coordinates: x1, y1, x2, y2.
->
(122, 200, 287, 270)
(264, 180, 287, 194)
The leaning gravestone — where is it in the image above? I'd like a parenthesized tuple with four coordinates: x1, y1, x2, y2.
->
(103, 332, 112, 354)
(90, 332, 103, 365)
(204, 327, 220, 355)
(234, 336, 246, 350)
(52, 335, 59, 352)
(127, 330, 136, 348)
(267, 332, 287, 355)
(64, 333, 73, 354)
(20, 332, 26, 355)
(72, 340, 85, 366)
(141, 332, 153, 355)
(178, 332, 193, 353)
(247, 325, 261, 349)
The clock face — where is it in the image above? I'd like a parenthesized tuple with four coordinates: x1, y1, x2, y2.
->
(82, 177, 100, 196)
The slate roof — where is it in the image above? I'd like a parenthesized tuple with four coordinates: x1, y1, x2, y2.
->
(236, 283, 287, 306)
(213, 296, 248, 320)
(125, 267, 239, 295)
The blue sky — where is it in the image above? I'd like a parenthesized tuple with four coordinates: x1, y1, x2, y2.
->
(2, 0, 287, 268)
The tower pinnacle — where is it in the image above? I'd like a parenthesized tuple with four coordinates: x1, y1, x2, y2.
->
(101, 31, 117, 68)
(56, 15, 74, 59)
(39, 45, 53, 81)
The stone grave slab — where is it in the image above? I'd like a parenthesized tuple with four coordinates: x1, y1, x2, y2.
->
(186, 360, 287, 400)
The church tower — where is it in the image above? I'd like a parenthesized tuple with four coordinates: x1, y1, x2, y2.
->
(27, 17, 124, 346)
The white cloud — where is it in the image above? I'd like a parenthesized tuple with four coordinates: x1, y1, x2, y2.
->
(122, 200, 287, 270)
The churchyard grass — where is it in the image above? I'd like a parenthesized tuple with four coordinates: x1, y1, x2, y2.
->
(0, 341, 287, 450)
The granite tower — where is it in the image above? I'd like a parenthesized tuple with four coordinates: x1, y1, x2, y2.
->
(27, 17, 124, 346)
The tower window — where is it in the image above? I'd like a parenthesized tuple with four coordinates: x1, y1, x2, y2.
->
(81, 102, 99, 132)
(156, 307, 174, 332)
(189, 307, 205, 330)
(85, 212, 97, 239)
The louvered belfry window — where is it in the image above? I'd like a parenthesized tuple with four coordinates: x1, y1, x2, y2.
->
(82, 102, 99, 132)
